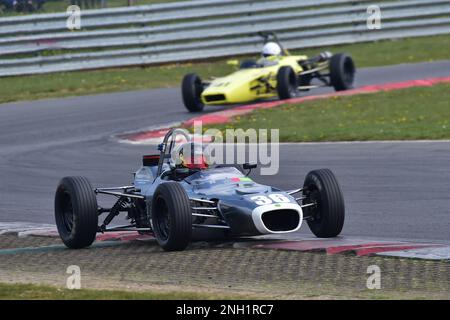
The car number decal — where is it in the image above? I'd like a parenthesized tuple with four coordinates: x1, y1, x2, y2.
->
(250, 194, 290, 206)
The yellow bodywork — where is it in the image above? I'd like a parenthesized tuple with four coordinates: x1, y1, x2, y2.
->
(201, 55, 306, 105)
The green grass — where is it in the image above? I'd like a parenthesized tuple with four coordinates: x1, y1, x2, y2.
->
(0, 35, 449, 104)
(1, 281, 442, 300)
(0, 62, 236, 104)
(0, 282, 254, 300)
(311, 34, 450, 68)
(203, 83, 450, 142)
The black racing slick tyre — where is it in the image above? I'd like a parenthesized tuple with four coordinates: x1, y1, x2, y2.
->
(277, 66, 298, 100)
(55, 176, 98, 249)
(329, 53, 355, 91)
(152, 182, 192, 251)
(181, 73, 204, 112)
(302, 169, 345, 238)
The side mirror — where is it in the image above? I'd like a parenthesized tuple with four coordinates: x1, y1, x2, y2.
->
(243, 163, 257, 170)
(227, 60, 239, 67)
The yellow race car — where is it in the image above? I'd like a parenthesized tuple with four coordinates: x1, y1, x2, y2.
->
(181, 32, 356, 112)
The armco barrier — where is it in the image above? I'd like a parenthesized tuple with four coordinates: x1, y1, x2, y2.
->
(0, 0, 449, 76)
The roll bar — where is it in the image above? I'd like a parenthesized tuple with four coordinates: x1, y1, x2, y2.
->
(156, 128, 191, 177)
(257, 31, 290, 56)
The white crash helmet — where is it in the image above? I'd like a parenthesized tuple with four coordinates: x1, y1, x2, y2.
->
(262, 42, 282, 57)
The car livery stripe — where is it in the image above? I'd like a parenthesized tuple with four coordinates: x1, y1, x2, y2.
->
(231, 177, 252, 182)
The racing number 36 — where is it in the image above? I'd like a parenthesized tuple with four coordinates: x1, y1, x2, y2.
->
(250, 194, 290, 205)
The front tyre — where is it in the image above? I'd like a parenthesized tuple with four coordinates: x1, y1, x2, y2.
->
(302, 169, 345, 238)
(151, 182, 192, 251)
(329, 53, 355, 91)
(55, 176, 98, 249)
(277, 66, 299, 100)
(181, 73, 204, 112)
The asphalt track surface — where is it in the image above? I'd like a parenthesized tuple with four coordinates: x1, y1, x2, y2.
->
(0, 61, 449, 242)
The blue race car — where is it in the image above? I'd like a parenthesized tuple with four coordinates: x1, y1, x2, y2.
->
(55, 128, 345, 251)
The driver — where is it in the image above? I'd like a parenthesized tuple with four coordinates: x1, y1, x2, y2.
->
(261, 42, 282, 58)
(170, 142, 210, 170)
(256, 42, 283, 67)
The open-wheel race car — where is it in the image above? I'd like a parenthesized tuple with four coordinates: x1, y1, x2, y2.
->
(55, 129, 345, 251)
(181, 32, 356, 112)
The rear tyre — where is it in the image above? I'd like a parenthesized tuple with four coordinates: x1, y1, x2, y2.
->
(329, 53, 355, 91)
(55, 176, 98, 249)
(302, 169, 345, 238)
(277, 66, 298, 100)
(152, 182, 192, 251)
(181, 73, 204, 112)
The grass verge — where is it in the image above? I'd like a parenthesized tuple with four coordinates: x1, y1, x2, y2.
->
(0, 35, 449, 104)
(0, 282, 253, 300)
(202, 83, 450, 142)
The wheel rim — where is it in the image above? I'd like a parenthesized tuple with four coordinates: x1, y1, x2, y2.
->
(154, 196, 170, 241)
